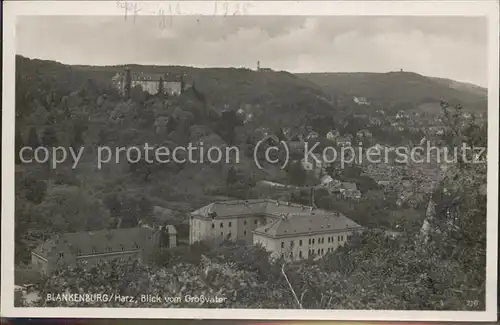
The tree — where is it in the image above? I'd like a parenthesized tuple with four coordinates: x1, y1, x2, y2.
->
(226, 166, 239, 186)
(33, 185, 111, 232)
(41, 126, 58, 147)
(71, 119, 88, 148)
(287, 161, 307, 186)
(27, 127, 40, 148)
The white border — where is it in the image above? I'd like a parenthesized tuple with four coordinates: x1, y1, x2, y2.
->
(2, 0, 498, 321)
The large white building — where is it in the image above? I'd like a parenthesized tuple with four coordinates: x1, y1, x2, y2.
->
(189, 199, 363, 260)
(112, 69, 185, 97)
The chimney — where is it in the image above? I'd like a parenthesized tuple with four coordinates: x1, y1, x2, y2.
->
(310, 187, 317, 209)
(124, 67, 132, 98)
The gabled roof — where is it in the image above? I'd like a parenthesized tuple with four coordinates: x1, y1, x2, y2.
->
(254, 211, 362, 237)
(32, 227, 156, 258)
(191, 199, 363, 237)
(191, 199, 316, 219)
(341, 182, 357, 190)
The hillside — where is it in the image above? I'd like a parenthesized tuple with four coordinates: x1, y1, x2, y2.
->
(72, 62, 337, 128)
(298, 71, 487, 114)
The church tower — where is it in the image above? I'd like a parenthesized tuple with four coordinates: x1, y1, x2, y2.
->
(257, 60, 260, 71)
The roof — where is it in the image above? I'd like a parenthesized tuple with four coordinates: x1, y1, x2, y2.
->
(191, 199, 318, 219)
(129, 72, 183, 82)
(32, 227, 157, 258)
(253, 211, 362, 237)
(191, 199, 362, 237)
(341, 182, 357, 190)
(153, 206, 175, 222)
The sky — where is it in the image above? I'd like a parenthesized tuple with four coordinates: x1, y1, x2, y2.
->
(16, 15, 488, 87)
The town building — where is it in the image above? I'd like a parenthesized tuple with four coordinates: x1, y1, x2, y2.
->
(189, 199, 363, 260)
(326, 130, 340, 142)
(31, 226, 177, 276)
(356, 129, 372, 139)
(112, 68, 186, 97)
(353, 96, 370, 105)
(336, 135, 353, 147)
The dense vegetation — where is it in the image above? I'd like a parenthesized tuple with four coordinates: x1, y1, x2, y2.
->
(14, 56, 487, 310)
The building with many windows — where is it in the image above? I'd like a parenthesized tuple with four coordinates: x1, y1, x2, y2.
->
(112, 68, 185, 97)
(31, 225, 177, 276)
(189, 199, 363, 260)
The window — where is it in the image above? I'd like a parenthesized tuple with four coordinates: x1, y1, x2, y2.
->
(290, 252, 293, 258)
(107, 247, 112, 252)
(221, 232, 224, 237)
(244, 230, 247, 236)
(290, 241, 294, 247)
(220, 222, 223, 228)
(312, 239, 315, 244)
(254, 220, 258, 225)
(59, 252, 64, 258)
(281, 253, 284, 258)
(308, 238, 311, 245)
(244, 220, 247, 225)
(299, 240, 303, 246)
(338, 235, 341, 241)
(299, 251, 302, 258)
(229, 222, 232, 227)
(212, 224, 215, 229)
(321, 249, 324, 255)
(228, 232, 231, 239)
(328, 237, 331, 243)
(281, 241, 284, 248)
(317, 249, 320, 255)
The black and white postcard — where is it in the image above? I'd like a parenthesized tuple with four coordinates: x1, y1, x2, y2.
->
(2, 0, 498, 321)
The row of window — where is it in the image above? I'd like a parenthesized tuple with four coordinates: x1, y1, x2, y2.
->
(211, 219, 264, 229)
(280, 235, 349, 248)
(70, 244, 141, 257)
(280, 247, 336, 259)
(281, 251, 304, 258)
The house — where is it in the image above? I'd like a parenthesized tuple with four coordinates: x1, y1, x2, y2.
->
(396, 111, 409, 120)
(353, 96, 370, 105)
(336, 135, 352, 147)
(369, 117, 382, 126)
(288, 141, 306, 154)
(336, 182, 361, 199)
(189, 199, 363, 260)
(305, 131, 320, 140)
(356, 129, 372, 139)
(300, 153, 324, 177)
(326, 130, 340, 142)
(31, 226, 176, 276)
(343, 189, 362, 200)
(320, 175, 334, 186)
(112, 68, 186, 97)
